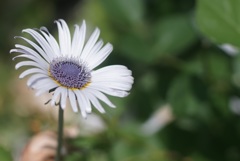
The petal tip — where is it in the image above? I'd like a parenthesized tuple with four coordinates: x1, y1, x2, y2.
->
(81, 112, 87, 119)
(61, 104, 66, 109)
(9, 49, 15, 54)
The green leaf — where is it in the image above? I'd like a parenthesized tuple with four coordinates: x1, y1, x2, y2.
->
(204, 50, 231, 82)
(182, 54, 204, 76)
(200, 51, 232, 117)
(196, 0, 240, 47)
(232, 54, 240, 87)
(118, 14, 197, 63)
(167, 75, 211, 122)
(117, 32, 151, 62)
(151, 14, 197, 58)
(101, 0, 144, 25)
(168, 76, 198, 117)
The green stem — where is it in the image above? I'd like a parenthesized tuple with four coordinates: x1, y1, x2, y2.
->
(56, 104, 64, 161)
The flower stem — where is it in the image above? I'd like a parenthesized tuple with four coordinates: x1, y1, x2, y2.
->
(56, 104, 64, 161)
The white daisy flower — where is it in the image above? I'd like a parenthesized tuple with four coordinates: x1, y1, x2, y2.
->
(11, 19, 133, 118)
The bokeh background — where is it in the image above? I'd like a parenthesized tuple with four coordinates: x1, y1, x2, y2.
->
(1, 0, 240, 161)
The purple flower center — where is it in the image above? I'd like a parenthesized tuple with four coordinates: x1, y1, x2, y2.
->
(49, 59, 91, 89)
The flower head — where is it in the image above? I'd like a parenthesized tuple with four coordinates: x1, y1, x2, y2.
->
(11, 19, 133, 118)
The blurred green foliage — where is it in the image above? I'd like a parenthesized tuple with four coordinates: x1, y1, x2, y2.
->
(196, 0, 240, 47)
(1, 0, 240, 161)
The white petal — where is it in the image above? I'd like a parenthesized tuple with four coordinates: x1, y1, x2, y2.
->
(40, 28, 60, 57)
(68, 89, 78, 112)
(74, 90, 87, 118)
(88, 43, 113, 69)
(81, 28, 100, 61)
(13, 43, 50, 63)
(89, 65, 133, 96)
(91, 82, 132, 91)
(15, 36, 51, 62)
(92, 65, 131, 76)
(55, 21, 66, 56)
(35, 82, 58, 96)
(15, 61, 46, 71)
(85, 92, 105, 113)
(92, 67, 133, 83)
(84, 88, 115, 108)
(32, 78, 57, 90)
(55, 19, 71, 56)
(12, 53, 48, 70)
(84, 40, 104, 63)
(92, 67, 133, 90)
(88, 84, 129, 98)
(80, 90, 92, 113)
(27, 73, 48, 87)
(71, 25, 80, 56)
(71, 21, 86, 57)
(51, 87, 62, 106)
(60, 19, 71, 55)
(22, 29, 54, 61)
(19, 68, 47, 78)
(93, 76, 134, 84)
(60, 87, 68, 109)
